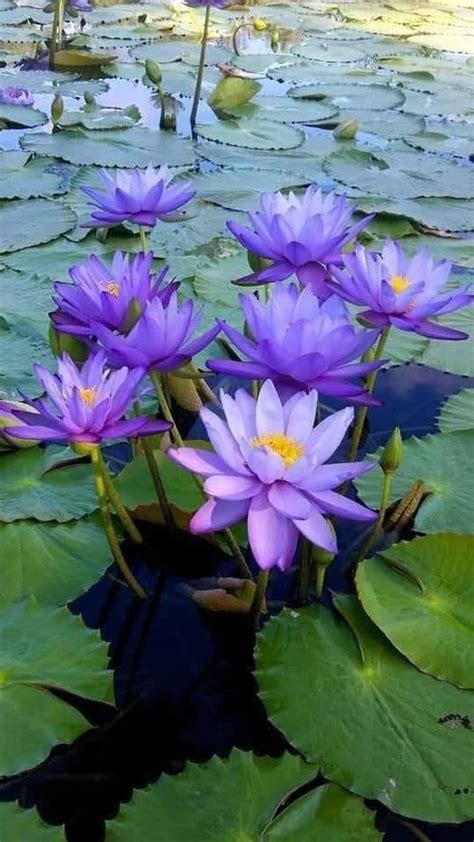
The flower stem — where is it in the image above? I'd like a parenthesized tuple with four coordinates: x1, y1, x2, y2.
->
(232, 22, 247, 56)
(190, 2, 211, 134)
(251, 569, 269, 630)
(140, 436, 175, 531)
(353, 469, 393, 567)
(91, 448, 147, 599)
(49, 0, 65, 67)
(150, 369, 251, 578)
(98, 450, 142, 544)
(400, 821, 432, 842)
(315, 562, 326, 600)
(297, 539, 312, 605)
(139, 226, 148, 253)
(346, 326, 391, 463)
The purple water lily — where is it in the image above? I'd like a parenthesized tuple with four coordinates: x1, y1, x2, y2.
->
(208, 285, 383, 404)
(186, 0, 230, 7)
(0, 87, 34, 106)
(92, 292, 220, 373)
(6, 352, 171, 445)
(169, 381, 376, 572)
(227, 187, 371, 298)
(82, 166, 195, 230)
(51, 251, 178, 337)
(66, 0, 91, 12)
(328, 240, 474, 340)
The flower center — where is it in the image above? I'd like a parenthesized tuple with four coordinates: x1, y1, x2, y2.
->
(390, 274, 410, 295)
(103, 281, 120, 297)
(79, 387, 97, 407)
(250, 433, 303, 467)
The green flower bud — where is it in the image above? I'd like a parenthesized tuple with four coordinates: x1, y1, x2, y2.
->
(49, 323, 88, 363)
(145, 58, 162, 87)
(270, 27, 280, 52)
(253, 18, 267, 32)
(379, 427, 403, 474)
(83, 91, 96, 106)
(51, 93, 64, 124)
(333, 119, 358, 140)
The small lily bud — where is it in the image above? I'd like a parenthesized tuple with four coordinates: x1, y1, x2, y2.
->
(145, 58, 162, 87)
(379, 427, 403, 474)
(49, 323, 88, 363)
(253, 18, 267, 32)
(51, 93, 64, 124)
(83, 91, 96, 106)
(0, 401, 39, 449)
(168, 374, 203, 413)
(270, 27, 280, 52)
(120, 298, 142, 334)
(333, 118, 358, 140)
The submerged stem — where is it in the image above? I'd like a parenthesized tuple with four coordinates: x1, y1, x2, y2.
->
(140, 436, 175, 531)
(91, 448, 147, 599)
(98, 451, 143, 544)
(190, 3, 211, 134)
(353, 470, 393, 567)
(139, 226, 148, 253)
(347, 326, 391, 463)
(251, 569, 269, 630)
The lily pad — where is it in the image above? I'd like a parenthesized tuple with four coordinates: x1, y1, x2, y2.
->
(225, 95, 338, 125)
(355, 431, 474, 535)
(0, 199, 77, 254)
(356, 534, 474, 688)
(0, 154, 75, 200)
(437, 388, 474, 433)
(0, 323, 54, 396)
(292, 39, 368, 63)
(58, 102, 141, 131)
(0, 270, 55, 338)
(420, 310, 474, 376)
(256, 596, 474, 822)
(195, 118, 305, 151)
(0, 516, 114, 607)
(191, 169, 310, 212)
(355, 194, 474, 233)
(0, 447, 97, 522)
(262, 783, 381, 842)
(21, 128, 196, 168)
(0, 102, 47, 128)
(289, 82, 404, 110)
(0, 803, 65, 841)
(115, 450, 203, 514)
(105, 749, 315, 842)
(0, 598, 113, 776)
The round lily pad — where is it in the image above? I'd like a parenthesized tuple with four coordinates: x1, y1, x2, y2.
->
(256, 596, 474, 822)
(105, 749, 315, 841)
(420, 309, 474, 376)
(0, 324, 54, 396)
(0, 803, 65, 841)
(289, 82, 404, 110)
(0, 598, 113, 776)
(356, 535, 474, 688)
(0, 102, 47, 128)
(437, 389, 474, 433)
(292, 39, 368, 63)
(226, 95, 338, 124)
(0, 154, 75, 200)
(355, 431, 474, 535)
(195, 118, 305, 150)
(0, 517, 113, 607)
(0, 199, 77, 254)
(0, 447, 97, 523)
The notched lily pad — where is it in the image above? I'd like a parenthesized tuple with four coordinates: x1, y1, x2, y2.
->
(58, 101, 141, 131)
(195, 118, 305, 151)
(0, 102, 47, 128)
(0, 198, 77, 254)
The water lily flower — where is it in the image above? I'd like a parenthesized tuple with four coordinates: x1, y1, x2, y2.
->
(0, 400, 40, 449)
(82, 166, 195, 230)
(92, 292, 220, 372)
(67, 0, 91, 12)
(6, 352, 171, 445)
(169, 381, 377, 571)
(51, 251, 178, 337)
(0, 87, 34, 106)
(186, 0, 230, 7)
(207, 285, 383, 404)
(328, 240, 474, 340)
(227, 187, 371, 298)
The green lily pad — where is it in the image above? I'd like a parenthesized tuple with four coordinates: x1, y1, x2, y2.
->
(256, 596, 474, 822)
(0, 102, 47, 128)
(195, 118, 305, 151)
(437, 389, 474, 433)
(21, 128, 196, 168)
(420, 309, 474, 376)
(0, 153, 75, 200)
(0, 447, 97, 522)
(401, 84, 474, 119)
(115, 450, 203, 514)
(340, 110, 424, 139)
(0, 803, 65, 841)
(0, 236, 115, 279)
(356, 534, 474, 688)
(0, 323, 54, 396)
(58, 102, 141, 131)
(355, 431, 474, 535)
(52, 49, 117, 69)
(292, 39, 368, 63)
(355, 194, 474, 233)
(0, 516, 114, 607)
(225, 95, 338, 125)
(405, 120, 473, 159)
(0, 598, 113, 776)
(132, 40, 230, 67)
(0, 198, 77, 255)
(208, 76, 261, 111)
(191, 169, 310, 212)
(262, 783, 381, 842)
(289, 82, 404, 110)
(0, 270, 55, 338)
(105, 749, 315, 842)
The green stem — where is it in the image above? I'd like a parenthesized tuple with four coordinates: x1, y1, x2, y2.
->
(353, 469, 393, 567)
(140, 436, 175, 531)
(251, 569, 269, 630)
(346, 326, 391, 463)
(400, 821, 431, 842)
(190, 2, 211, 133)
(315, 562, 327, 600)
(151, 370, 251, 579)
(98, 451, 143, 544)
(232, 22, 247, 56)
(91, 449, 147, 599)
(139, 226, 148, 253)
(49, 0, 65, 67)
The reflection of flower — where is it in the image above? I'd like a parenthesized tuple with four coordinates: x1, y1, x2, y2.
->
(227, 187, 371, 298)
(329, 240, 474, 340)
(6, 352, 171, 445)
(93, 293, 220, 373)
(51, 251, 178, 337)
(169, 381, 376, 572)
(0, 87, 34, 106)
(82, 166, 195, 229)
(208, 285, 383, 404)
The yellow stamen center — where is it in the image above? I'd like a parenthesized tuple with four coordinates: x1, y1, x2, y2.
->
(79, 387, 97, 407)
(250, 433, 303, 467)
(103, 281, 120, 297)
(390, 275, 411, 295)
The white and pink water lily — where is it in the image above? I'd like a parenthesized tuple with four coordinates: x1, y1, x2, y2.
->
(168, 381, 377, 572)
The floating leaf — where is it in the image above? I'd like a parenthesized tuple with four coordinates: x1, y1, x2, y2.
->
(0, 102, 47, 128)
(0, 323, 54, 396)
(0, 270, 55, 338)
(289, 82, 404, 110)
(0, 153, 75, 200)
(0, 199, 77, 254)
(52, 49, 116, 68)
(225, 95, 338, 124)
(291, 39, 368, 63)
(437, 388, 474, 433)
(0, 803, 65, 841)
(195, 118, 305, 151)
(208, 76, 261, 110)
(420, 310, 474, 376)
(105, 749, 315, 841)
(0, 517, 113, 607)
(256, 596, 474, 822)
(115, 450, 202, 514)
(356, 534, 474, 689)
(0, 447, 97, 522)
(0, 599, 113, 776)
(58, 102, 141, 131)
(355, 431, 474, 535)
(356, 194, 474, 233)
